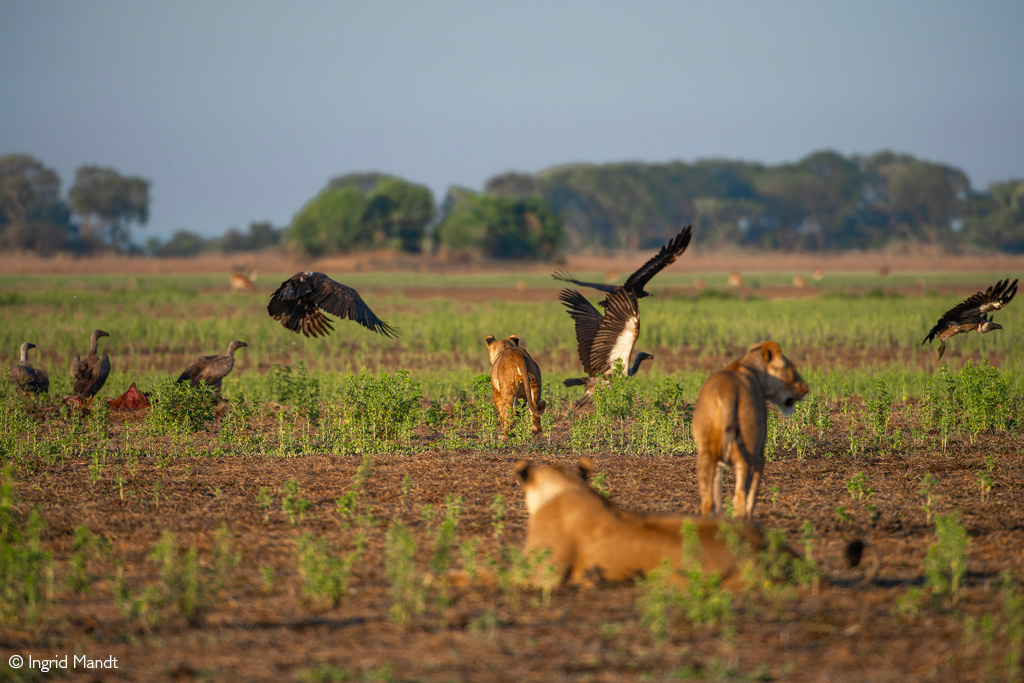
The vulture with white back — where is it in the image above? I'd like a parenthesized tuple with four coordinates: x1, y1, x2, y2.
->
(560, 287, 653, 405)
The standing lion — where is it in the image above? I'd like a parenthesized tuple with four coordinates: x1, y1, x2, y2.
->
(692, 341, 808, 520)
(485, 334, 546, 435)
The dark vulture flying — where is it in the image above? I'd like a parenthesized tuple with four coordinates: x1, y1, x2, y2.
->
(8, 342, 49, 394)
(923, 278, 1018, 359)
(552, 224, 693, 304)
(267, 271, 400, 338)
(176, 340, 247, 392)
(70, 329, 111, 398)
(559, 287, 653, 405)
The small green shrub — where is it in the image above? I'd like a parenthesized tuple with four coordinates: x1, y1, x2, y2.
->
(296, 532, 365, 607)
(149, 526, 239, 626)
(147, 377, 216, 434)
(923, 512, 970, 604)
(0, 468, 52, 628)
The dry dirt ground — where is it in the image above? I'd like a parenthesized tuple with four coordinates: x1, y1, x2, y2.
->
(4, 423, 1023, 683)
(2, 253, 1023, 682)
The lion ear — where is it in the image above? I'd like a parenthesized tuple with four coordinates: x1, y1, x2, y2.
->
(762, 341, 782, 363)
(577, 457, 594, 481)
(507, 334, 520, 346)
(513, 460, 532, 482)
(485, 334, 496, 345)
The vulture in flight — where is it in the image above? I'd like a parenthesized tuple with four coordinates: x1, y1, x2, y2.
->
(267, 271, 400, 339)
(8, 342, 49, 394)
(559, 287, 653, 405)
(923, 278, 1018, 359)
(176, 340, 247, 392)
(552, 224, 693, 305)
(70, 329, 111, 398)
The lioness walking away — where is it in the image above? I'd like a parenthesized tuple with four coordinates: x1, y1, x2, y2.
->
(692, 341, 808, 520)
(485, 334, 546, 434)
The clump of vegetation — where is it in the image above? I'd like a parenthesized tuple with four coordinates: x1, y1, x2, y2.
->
(0, 468, 52, 628)
(384, 522, 426, 626)
(296, 533, 365, 607)
(281, 480, 314, 525)
(923, 512, 970, 604)
(268, 362, 321, 422)
(637, 520, 734, 645)
(342, 370, 421, 450)
(149, 526, 239, 626)
(147, 377, 216, 434)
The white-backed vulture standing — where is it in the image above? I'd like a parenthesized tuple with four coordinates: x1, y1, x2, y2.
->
(559, 287, 653, 405)
(8, 342, 49, 394)
(267, 271, 400, 338)
(923, 278, 1018, 359)
(176, 340, 247, 392)
(70, 329, 111, 398)
(552, 224, 693, 305)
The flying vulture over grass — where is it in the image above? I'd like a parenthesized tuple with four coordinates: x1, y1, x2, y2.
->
(176, 340, 248, 392)
(8, 342, 49, 394)
(552, 224, 693, 304)
(267, 271, 400, 339)
(559, 287, 653, 405)
(70, 329, 111, 398)
(923, 278, 1018, 359)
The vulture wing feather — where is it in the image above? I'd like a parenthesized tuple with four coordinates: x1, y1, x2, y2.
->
(621, 225, 693, 296)
(558, 288, 604, 375)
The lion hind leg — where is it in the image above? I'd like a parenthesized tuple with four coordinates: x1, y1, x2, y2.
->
(712, 462, 725, 515)
(493, 386, 514, 433)
(732, 458, 750, 519)
(742, 468, 761, 520)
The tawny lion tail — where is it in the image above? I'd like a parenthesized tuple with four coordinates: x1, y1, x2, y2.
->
(517, 354, 545, 417)
(563, 377, 587, 387)
(845, 539, 880, 586)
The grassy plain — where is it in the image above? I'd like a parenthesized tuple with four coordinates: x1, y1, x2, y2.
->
(1, 254, 1023, 682)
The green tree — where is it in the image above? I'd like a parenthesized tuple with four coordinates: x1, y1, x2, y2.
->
(436, 192, 564, 260)
(156, 229, 206, 257)
(873, 156, 968, 249)
(0, 154, 71, 254)
(289, 175, 435, 256)
(69, 165, 150, 251)
(289, 186, 370, 256)
(962, 179, 1024, 252)
(365, 178, 434, 252)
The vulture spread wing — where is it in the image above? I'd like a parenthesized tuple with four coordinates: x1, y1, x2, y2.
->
(620, 224, 693, 297)
(923, 278, 1018, 345)
(558, 289, 604, 375)
(267, 272, 400, 338)
(559, 287, 640, 376)
(551, 225, 693, 302)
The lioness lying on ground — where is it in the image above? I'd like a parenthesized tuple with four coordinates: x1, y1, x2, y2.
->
(692, 341, 809, 520)
(485, 334, 546, 434)
(514, 458, 877, 589)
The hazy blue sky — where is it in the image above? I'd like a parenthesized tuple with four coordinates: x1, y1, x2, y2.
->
(2, 1, 1023, 241)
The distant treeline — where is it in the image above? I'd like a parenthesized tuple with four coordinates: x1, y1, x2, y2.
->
(3, 150, 1023, 257)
